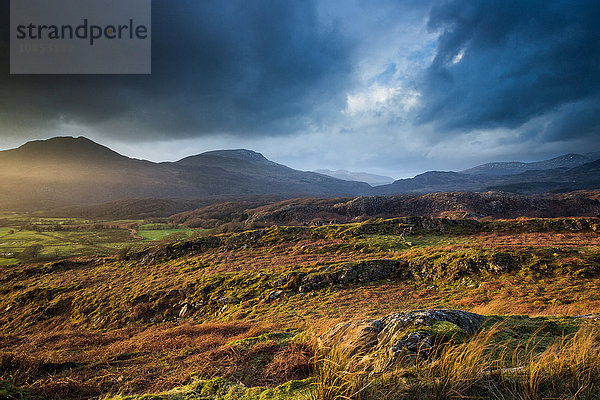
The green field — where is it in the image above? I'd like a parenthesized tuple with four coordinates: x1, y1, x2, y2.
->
(0, 215, 198, 265)
(137, 227, 195, 241)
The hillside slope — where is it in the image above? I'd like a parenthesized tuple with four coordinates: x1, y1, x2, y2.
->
(0, 137, 371, 209)
(461, 152, 600, 176)
(2, 217, 600, 399)
(376, 159, 600, 195)
(167, 192, 600, 228)
(2, 137, 599, 210)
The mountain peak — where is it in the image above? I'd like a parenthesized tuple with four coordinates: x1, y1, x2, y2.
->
(175, 149, 277, 168)
(12, 136, 124, 161)
(20, 136, 96, 148)
(200, 149, 270, 162)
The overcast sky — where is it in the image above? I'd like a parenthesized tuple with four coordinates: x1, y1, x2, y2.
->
(1, 0, 599, 178)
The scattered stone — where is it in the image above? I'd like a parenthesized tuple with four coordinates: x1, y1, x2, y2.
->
(574, 313, 600, 320)
(265, 290, 285, 302)
(218, 296, 239, 304)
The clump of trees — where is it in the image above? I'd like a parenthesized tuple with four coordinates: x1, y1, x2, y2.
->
(17, 244, 44, 263)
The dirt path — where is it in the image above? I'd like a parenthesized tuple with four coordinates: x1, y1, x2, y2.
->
(129, 228, 143, 240)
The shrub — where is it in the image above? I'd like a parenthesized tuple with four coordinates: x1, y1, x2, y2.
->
(17, 244, 43, 262)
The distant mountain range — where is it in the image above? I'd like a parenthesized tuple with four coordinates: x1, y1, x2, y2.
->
(313, 169, 394, 186)
(0, 136, 370, 209)
(460, 152, 600, 176)
(0, 136, 599, 210)
(375, 158, 600, 195)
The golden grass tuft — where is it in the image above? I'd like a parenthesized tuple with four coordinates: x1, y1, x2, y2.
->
(413, 325, 501, 399)
(308, 324, 600, 400)
(511, 324, 600, 399)
(305, 345, 375, 400)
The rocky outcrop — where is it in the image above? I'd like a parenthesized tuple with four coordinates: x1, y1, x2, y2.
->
(296, 260, 408, 292)
(244, 193, 600, 226)
(323, 310, 484, 372)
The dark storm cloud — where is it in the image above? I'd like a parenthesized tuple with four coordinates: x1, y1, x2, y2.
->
(418, 0, 600, 140)
(540, 99, 600, 142)
(0, 0, 354, 139)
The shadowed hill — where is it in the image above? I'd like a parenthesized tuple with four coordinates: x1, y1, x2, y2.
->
(461, 152, 600, 176)
(46, 195, 284, 220)
(488, 159, 600, 193)
(0, 137, 372, 210)
(167, 192, 600, 228)
(2, 136, 125, 163)
(375, 159, 600, 195)
(2, 137, 599, 211)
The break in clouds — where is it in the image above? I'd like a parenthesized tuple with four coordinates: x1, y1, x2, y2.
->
(0, 0, 598, 175)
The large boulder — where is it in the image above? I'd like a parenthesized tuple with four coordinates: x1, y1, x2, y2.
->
(322, 309, 484, 372)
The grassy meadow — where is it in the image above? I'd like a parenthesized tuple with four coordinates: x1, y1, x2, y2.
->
(1, 216, 600, 399)
(0, 214, 199, 266)
(137, 223, 195, 242)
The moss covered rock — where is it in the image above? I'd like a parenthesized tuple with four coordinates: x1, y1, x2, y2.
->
(323, 309, 484, 372)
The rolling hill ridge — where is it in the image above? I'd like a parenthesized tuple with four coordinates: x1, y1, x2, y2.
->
(1, 136, 599, 210)
(0, 137, 371, 209)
